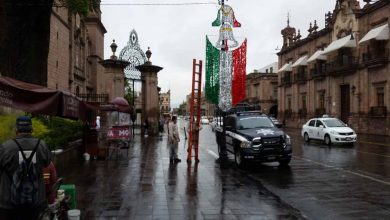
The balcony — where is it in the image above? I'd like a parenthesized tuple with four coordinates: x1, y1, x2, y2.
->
(370, 106, 387, 117)
(362, 49, 389, 69)
(310, 65, 327, 80)
(294, 70, 307, 84)
(280, 74, 292, 86)
(324, 56, 358, 76)
(315, 108, 326, 117)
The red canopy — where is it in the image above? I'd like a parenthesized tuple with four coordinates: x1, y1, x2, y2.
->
(0, 75, 132, 119)
(0, 75, 61, 116)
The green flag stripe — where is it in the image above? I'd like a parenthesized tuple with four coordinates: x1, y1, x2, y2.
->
(205, 36, 220, 105)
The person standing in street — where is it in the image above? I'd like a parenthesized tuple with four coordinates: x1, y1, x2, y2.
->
(168, 116, 181, 163)
(0, 116, 52, 220)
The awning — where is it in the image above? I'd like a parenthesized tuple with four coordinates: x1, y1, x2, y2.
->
(277, 63, 292, 73)
(0, 75, 61, 116)
(292, 55, 308, 67)
(0, 75, 132, 119)
(323, 34, 356, 54)
(307, 50, 327, 62)
(359, 23, 389, 44)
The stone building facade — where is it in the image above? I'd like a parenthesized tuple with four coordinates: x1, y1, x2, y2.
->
(159, 90, 171, 114)
(277, 0, 390, 135)
(244, 63, 279, 117)
(47, 1, 107, 100)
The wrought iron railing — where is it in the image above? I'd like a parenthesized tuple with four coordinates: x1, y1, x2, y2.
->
(324, 56, 358, 74)
(294, 69, 307, 83)
(370, 106, 387, 117)
(78, 93, 109, 103)
(362, 49, 389, 67)
(281, 74, 292, 85)
(310, 64, 327, 79)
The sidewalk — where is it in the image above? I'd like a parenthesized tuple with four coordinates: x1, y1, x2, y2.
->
(61, 125, 304, 220)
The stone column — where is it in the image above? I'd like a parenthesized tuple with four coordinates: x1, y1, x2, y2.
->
(99, 40, 130, 101)
(136, 48, 163, 136)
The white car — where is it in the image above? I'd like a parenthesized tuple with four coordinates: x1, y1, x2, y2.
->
(200, 118, 209, 124)
(301, 117, 357, 145)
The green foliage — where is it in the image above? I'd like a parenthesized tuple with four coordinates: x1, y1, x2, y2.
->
(38, 116, 83, 150)
(32, 118, 49, 140)
(62, 0, 101, 16)
(0, 114, 83, 150)
(0, 114, 17, 143)
(124, 79, 135, 106)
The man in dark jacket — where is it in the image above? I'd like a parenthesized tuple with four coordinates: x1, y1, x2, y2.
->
(0, 116, 52, 220)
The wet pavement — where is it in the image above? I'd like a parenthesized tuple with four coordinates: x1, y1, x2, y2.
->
(61, 120, 304, 220)
(60, 121, 390, 219)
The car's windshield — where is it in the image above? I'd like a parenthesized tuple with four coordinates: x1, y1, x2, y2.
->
(323, 118, 347, 127)
(237, 117, 275, 130)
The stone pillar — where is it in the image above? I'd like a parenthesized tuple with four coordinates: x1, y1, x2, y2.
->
(99, 40, 130, 101)
(136, 48, 163, 136)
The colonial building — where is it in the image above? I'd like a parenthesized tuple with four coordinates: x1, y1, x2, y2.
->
(48, 0, 107, 101)
(277, 0, 390, 135)
(159, 90, 171, 114)
(186, 93, 215, 117)
(245, 63, 279, 117)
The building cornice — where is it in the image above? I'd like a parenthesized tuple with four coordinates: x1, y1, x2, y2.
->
(84, 16, 107, 34)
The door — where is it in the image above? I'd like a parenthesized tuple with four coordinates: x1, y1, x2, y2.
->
(340, 85, 350, 124)
(225, 117, 235, 152)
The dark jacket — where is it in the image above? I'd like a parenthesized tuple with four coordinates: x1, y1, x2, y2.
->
(0, 134, 52, 209)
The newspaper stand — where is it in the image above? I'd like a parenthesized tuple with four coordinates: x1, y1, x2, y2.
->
(106, 111, 132, 160)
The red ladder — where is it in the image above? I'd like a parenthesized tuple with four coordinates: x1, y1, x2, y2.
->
(187, 59, 203, 162)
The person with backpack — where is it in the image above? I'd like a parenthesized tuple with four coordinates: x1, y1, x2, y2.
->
(0, 116, 52, 220)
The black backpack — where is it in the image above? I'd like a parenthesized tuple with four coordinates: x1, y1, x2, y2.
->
(10, 139, 41, 206)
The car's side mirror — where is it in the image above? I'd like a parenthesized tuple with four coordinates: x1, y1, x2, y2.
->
(319, 125, 324, 128)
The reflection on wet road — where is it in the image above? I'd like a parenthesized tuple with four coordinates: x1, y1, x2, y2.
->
(61, 120, 390, 219)
(61, 120, 303, 219)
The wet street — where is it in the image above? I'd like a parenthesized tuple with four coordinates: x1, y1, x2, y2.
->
(62, 119, 390, 219)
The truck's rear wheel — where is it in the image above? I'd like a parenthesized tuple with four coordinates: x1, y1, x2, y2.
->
(234, 149, 246, 168)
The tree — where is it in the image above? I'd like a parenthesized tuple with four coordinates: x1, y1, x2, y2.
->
(0, 0, 100, 85)
(124, 79, 135, 107)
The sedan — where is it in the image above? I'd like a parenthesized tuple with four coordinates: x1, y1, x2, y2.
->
(301, 117, 357, 145)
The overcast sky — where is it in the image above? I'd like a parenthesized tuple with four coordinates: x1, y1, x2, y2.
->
(101, 0, 365, 107)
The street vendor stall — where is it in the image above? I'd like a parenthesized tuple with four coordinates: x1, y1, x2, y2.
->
(85, 97, 132, 160)
(106, 110, 131, 159)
